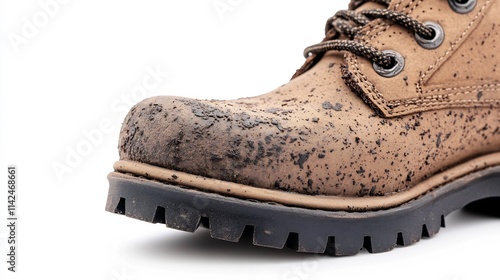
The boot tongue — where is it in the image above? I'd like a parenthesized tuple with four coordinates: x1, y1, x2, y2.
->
(342, 1, 387, 39)
(353, 1, 386, 12)
(350, 0, 389, 10)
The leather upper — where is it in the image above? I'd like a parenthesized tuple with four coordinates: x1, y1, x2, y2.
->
(346, 0, 500, 117)
(118, 0, 500, 198)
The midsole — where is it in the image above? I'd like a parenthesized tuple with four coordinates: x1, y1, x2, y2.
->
(113, 153, 500, 211)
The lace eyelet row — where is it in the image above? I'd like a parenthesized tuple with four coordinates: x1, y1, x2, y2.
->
(373, 0, 477, 77)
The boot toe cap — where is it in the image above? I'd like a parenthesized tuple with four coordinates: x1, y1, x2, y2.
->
(118, 95, 283, 186)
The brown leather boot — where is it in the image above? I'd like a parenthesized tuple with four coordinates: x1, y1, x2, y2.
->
(106, 0, 500, 255)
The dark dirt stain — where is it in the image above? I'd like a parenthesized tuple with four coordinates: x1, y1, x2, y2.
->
(274, 180, 282, 189)
(231, 136, 242, 147)
(322, 101, 343, 111)
(241, 115, 264, 129)
(210, 152, 224, 162)
(265, 135, 273, 144)
(403, 75, 409, 86)
(256, 142, 266, 161)
(406, 171, 414, 182)
(356, 166, 365, 174)
(436, 132, 443, 148)
(226, 149, 241, 160)
(477, 91, 483, 100)
(147, 103, 164, 121)
(294, 153, 310, 169)
(247, 140, 255, 149)
(271, 119, 285, 131)
(493, 127, 500, 135)
(182, 100, 228, 120)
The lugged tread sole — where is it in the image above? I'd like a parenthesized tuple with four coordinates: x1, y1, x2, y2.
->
(105, 166, 500, 256)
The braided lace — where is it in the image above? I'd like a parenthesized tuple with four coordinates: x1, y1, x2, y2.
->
(302, 0, 434, 68)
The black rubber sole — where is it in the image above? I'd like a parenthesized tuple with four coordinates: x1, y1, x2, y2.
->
(105, 166, 500, 256)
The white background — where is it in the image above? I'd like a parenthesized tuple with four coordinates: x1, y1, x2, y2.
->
(1, 0, 499, 279)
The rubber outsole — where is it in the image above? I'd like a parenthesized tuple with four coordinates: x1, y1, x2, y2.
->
(105, 166, 500, 256)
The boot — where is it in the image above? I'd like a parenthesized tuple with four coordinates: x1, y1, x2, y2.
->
(105, 0, 500, 255)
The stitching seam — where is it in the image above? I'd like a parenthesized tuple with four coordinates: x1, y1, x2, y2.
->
(388, 85, 500, 106)
(415, 0, 491, 94)
(350, 0, 422, 115)
(348, 0, 495, 116)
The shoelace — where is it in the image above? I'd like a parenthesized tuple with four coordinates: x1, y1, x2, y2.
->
(301, 0, 434, 69)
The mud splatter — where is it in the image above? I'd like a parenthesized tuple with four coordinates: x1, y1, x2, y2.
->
(294, 153, 310, 169)
(322, 101, 343, 111)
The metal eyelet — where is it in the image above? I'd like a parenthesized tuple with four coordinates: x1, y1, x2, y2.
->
(415, 21, 445, 50)
(373, 50, 405, 78)
(448, 0, 477, 14)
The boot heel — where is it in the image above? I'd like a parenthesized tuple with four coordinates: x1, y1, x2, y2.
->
(464, 197, 500, 218)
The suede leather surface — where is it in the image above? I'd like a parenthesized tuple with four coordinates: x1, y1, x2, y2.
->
(118, 0, 500, 198)
(347, 0, 500, 116)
